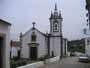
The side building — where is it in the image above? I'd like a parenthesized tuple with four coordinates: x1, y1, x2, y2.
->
(84, 0, 90, 57)
(0, 19, 11, 68)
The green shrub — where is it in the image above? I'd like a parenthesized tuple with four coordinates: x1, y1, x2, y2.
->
(10, 58, 30, 68)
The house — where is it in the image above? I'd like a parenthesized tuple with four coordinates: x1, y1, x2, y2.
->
(20, 4, 68, 60)
(10, 40, 21, 59)
(0, 19, 11, 68)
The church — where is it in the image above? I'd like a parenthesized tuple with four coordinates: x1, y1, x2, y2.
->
(20, 4, 67, 60)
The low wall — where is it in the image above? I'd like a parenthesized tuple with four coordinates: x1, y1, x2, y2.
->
(45, 56, 60, 64)
(17, 56, 60, 68)
(17, 61, 44, 68)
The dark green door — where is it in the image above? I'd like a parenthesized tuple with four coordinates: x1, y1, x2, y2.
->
(30, 47, 37, 60)
(0, 37, 3, 68)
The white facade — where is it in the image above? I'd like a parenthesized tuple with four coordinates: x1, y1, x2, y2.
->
(50, 37, 61, 56)
(21, 28, 47, 59)
(0, 19, 11, 68)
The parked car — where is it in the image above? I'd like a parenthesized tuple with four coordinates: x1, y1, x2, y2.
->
(78, 54, 90, 63)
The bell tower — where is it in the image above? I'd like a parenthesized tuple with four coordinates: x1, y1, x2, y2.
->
(49, 4, 63, 57)
(49, 3, 63, 36)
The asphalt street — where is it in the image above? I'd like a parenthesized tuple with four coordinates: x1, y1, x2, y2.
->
(40, 57, 90, 68)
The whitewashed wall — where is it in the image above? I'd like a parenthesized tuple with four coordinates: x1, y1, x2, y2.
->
(17, 61, 44, 68)
(50, 37, 61, 57)
(11, 46, 20, 58)
(21, 29, 47, 58)
(86, 45, 90, 56)
(0, 23, 11, 68)
(85, 38, 90, 56)
(63, 39, 67, 56)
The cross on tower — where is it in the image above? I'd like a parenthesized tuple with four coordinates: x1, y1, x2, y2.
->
(32, 22, 36, 28)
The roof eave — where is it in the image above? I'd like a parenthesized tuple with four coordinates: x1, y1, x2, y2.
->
(0, 19, 11, 26)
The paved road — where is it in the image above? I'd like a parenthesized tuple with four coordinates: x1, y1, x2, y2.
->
(40, 57, 90, 68)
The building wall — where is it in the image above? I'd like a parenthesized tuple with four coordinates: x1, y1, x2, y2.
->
(86, 45, 90, 56)
(10, 46, 20, 58)
(63, 39, 68, 56)
(21, 32, 30, 58)
(85, 0, 90, 57)
(50, 37, 67, 57)
(21, 29, 47, 59)
(85, 38, 90, 56)
(50, 37, 61, 57)
(0, 23, 10, 68)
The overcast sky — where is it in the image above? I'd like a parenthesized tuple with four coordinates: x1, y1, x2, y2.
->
(0, 0, 87, 41)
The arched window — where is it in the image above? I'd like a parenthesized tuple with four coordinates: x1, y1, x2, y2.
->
(54, 23, 58, 30)
(53, 22, 59, 32)
(31, 32, 36, 42)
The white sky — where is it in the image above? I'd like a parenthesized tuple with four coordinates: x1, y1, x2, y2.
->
(0, 0, 87, 41)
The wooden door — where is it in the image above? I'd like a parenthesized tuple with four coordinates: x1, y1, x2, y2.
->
(30, 47, 37, 60)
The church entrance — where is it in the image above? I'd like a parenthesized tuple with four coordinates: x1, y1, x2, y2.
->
(0, 36, 4, 68)
(30, 47, 37, 60)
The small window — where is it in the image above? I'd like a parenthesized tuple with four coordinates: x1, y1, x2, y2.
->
(31, 32, 36, 41)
